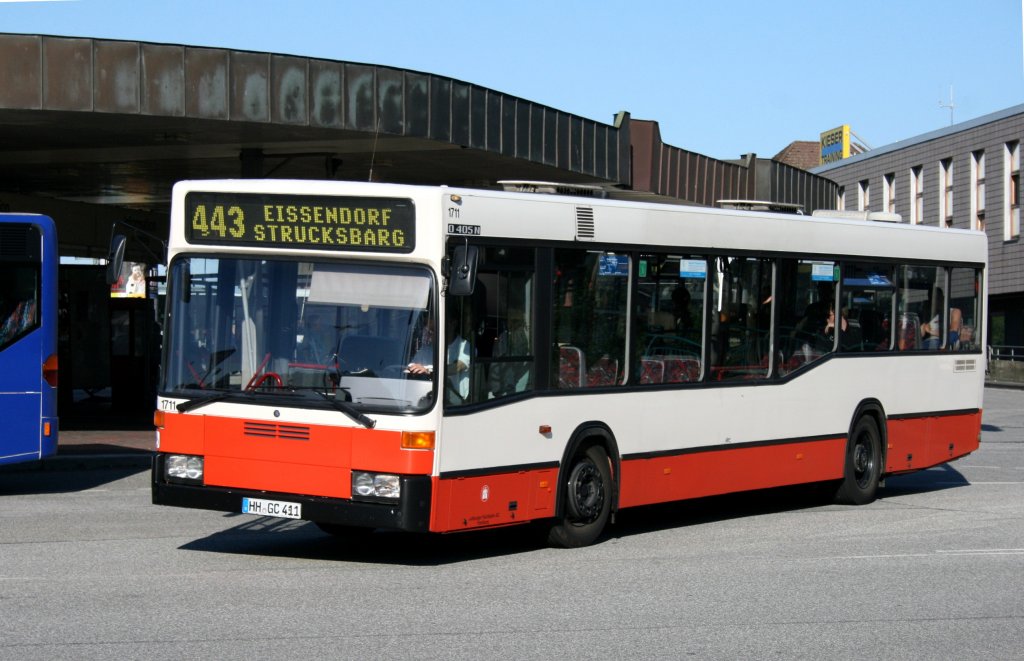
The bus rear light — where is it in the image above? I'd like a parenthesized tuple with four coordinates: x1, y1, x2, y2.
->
(43, 422, 51, 437)
(401, 431, 435, 450)
(42, 354, 58, 388)
(166, 454, 204, 484)
(153, 410, 165, 429)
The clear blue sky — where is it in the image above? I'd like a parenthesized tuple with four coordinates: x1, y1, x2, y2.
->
(2, 0, 1021, 159)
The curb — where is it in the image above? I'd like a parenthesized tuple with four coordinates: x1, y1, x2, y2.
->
(985, 379, 1024, 390)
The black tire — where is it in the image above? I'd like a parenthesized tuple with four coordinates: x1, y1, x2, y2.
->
(314, 522, 375, 538)
(547, 445, 612, 548)
(834, 415, 882, 505)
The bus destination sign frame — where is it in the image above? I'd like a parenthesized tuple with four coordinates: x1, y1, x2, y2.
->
(184, 192, 416, 253)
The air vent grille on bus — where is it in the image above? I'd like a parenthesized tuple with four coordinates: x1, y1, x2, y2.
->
(243, 421, 311, 441)
(954, 358, 977, 373)
(0, 224, 38, 261)
(575, 207, 595, 241)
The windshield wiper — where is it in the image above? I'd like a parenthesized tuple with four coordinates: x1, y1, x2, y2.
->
(176, 389, 251, 413)
(175, 386, 376, 429)
(290, 388, 376, 429)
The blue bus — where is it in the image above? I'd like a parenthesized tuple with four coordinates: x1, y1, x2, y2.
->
(0, 214, 58, 466)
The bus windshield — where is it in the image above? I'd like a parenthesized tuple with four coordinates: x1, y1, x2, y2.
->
(162, 256, 436, 414)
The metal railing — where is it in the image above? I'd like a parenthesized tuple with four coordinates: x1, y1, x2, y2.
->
(989, 345, 1024, 362)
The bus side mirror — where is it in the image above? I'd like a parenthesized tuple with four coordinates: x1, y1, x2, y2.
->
(448, 244, 479, 296)
(106, 234, 126, 286)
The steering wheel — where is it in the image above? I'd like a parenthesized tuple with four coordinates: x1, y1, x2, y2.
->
(247, 371, 283, 391)
(244, 352, 274, 391)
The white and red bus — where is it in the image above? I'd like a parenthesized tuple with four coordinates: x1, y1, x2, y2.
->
(152, 179, 986, 547)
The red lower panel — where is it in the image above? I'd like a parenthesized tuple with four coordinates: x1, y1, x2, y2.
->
(158, 412, 433, 498)
(206, 456, 349, 498)
(618, 438, 847, 509)
(431, 468, 557, 533)
(885, 411, 981, 473)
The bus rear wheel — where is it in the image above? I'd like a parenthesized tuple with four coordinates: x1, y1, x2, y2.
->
(547, 445, 612, 548)
(834, 416, 882, 505)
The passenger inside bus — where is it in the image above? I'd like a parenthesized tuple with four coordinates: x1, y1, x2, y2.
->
(489, 308, 531, 397)
(920, 290, 944, 350)
(0, 271, 37, 348)
(408, 311, 471, 403)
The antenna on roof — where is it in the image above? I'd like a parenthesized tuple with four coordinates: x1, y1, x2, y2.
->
(939, 85, 956, 126)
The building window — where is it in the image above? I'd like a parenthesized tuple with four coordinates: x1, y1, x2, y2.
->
(910, 166, 923, 225)
(971, 150, 986, 231)
(1005, 141, 1020, 240)
(940, 158, 954, 227)
(837, 186, 846, 211)
(883, 173, 896, 214)
(858, 179, 870, 211)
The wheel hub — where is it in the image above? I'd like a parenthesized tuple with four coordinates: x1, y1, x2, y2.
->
(567, 460, 604, 522)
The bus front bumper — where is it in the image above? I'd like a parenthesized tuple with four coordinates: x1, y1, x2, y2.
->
(151, 458, 432, 533)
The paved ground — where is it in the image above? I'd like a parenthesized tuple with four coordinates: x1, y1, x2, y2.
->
(59, 428, 155, 455)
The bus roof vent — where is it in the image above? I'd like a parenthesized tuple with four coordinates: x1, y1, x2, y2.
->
(499, 180, 607, 198)
(811, 209, 903, 223)
(575, 206, 595, 241)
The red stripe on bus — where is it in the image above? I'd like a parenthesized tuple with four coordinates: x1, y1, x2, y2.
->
(618, 437, 847, 508)
(884, 410, 981, 474)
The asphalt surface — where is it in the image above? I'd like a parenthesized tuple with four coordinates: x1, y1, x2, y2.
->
(1, 386, 1021, 659)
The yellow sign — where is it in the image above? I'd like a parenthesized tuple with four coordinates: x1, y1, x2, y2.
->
(820, 125, 851, 165)
(185, 192, 415, 252)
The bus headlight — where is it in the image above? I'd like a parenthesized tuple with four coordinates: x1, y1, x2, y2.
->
(352, 471, 401, 501)
(166, 454, 204, 484)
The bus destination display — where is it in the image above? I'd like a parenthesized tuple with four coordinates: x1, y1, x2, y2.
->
(185, 192, 415, 253)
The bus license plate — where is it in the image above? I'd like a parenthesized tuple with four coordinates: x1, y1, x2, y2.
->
(241, 497, 302, 520)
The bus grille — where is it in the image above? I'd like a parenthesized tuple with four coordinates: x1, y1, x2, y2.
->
(243, 421, 311, 441)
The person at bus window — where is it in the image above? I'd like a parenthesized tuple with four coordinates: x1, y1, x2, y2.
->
(489, 310, 531, 397)
(125, 263, 146, 297)
(0, 297, 35, 347)
(672, 285, 692, 332)
(920, 292, 944, 350)
(839, 307, 863, 352)
(947, 307, 963, 349)
(408, 315, 436, 376)
(814, 304, 846, 353)
(793, 283, 834, 345)
(408, 315, 471, 402)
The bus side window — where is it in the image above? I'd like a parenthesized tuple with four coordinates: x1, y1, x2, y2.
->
(448, 245, 536, 405)
(841, 262, 895, 353)
(552, 249, 628, 388)
(634, 254, 705, 385)
(897, 265, 946, 351)
(776, 259, 841, 375)
(948, 268, 980, 351)
(709, 256, 772, 381)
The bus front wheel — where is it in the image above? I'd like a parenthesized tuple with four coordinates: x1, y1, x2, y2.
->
(547, 445, 612, 548)
(834, 415, 882, 505)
